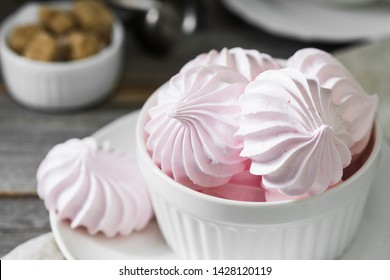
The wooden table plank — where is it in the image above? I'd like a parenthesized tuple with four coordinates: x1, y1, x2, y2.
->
(0, 94, 136, 194)
(0, 196, 49, 257)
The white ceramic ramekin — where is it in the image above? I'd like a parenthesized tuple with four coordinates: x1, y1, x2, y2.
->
(136, 90, 382, 260)
(0, 2, 124, 112)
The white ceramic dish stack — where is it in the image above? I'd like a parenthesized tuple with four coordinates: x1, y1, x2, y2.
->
(221, 0, 390, 43)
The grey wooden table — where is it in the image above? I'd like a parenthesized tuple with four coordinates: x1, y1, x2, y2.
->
(0, 0, 357, 258)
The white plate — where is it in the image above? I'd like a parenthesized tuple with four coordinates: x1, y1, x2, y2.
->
(50, 110, 390, 259)
(221, 0, 390, 42)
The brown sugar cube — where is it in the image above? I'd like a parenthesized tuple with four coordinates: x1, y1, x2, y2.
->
(39, 7, 58, 27)
(66, 31, 100, 60)
(23, 32, 58, 62)
(73, 1, 113, 44)
(8, 24, 42, 54)
(55, 36, 71, 61)
(39, 7, 76, 35)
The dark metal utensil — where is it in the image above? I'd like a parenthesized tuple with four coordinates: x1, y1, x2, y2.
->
(109, 0, 198, 53)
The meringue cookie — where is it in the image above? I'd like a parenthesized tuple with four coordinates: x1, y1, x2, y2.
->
(237, 68, 353, 196)
(37, 138, 153, 237)
(180, 47, 281, 81)
(287, 48, 378, 156)
(264, 189, 309, 202)
(145, 64, 248, 188)
(199, 170, 265, 202)
(264, 181, 343, 202)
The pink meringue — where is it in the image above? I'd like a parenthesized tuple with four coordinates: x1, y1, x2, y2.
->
(181, 47, 281, 81)
(37, 138, 153, 237)
(199, 170, 265, 202)
(145, 64, 248, 188)
(265, 181, 343, 202)
(287, 48, 378, 157)
(236, 68, 353, 196)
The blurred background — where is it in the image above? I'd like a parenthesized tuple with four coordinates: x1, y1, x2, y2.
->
(1, 0, 390, 259)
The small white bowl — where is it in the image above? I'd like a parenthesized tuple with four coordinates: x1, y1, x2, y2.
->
(0, 2, 124, 112)
(136, 90, 382, 260)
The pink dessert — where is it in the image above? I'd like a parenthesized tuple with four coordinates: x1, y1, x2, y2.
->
(181, 47, 281, 81)
(145, 64, 248, 188)
(264, 181, 343, 202)
(145, 47, 378, 203)
(287, 48, 378, 158)
(200, 170, 264, 202)
(236, 68, 353, 196)
(37, 137, 153, 237)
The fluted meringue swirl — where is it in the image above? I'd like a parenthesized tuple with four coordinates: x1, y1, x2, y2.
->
(287, 48, 378, 156)
(236, 69, 353, 196)
(145, 65, 248, 188)
(181, 47, 281, 81)
(37, 138, 153, 237)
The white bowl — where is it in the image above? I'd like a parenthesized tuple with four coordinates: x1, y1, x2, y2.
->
(0, 2, 124, 112)
(136, 90, 382, 260)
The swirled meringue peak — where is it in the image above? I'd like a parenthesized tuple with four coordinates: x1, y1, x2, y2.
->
(180, 47, 281, 81)
(287, 48, 378, 156)
(37, 137, 153, 237)
(145, 64, 248, 188)
(236, 68, 353, 196)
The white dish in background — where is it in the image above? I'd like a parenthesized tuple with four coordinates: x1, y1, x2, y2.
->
(221, 0, 390, 42)
(50, 110, 390, 259)
(0, 2, 124, 112)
